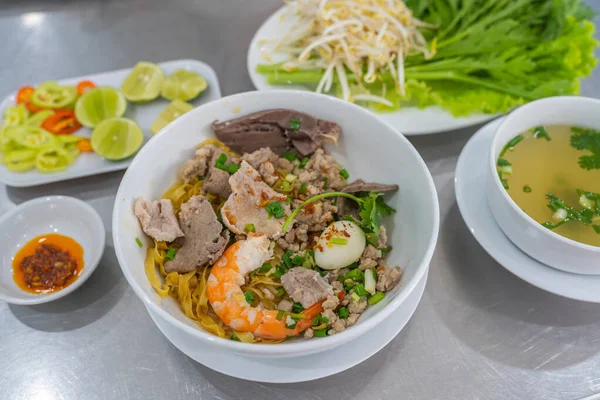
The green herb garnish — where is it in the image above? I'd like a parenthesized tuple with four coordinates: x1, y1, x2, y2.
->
(338, 307, 349, 319)
(299, 157, 309, 168)
(135, 237, 143, 248)
(345, 268, 364, 282)
(340, 169, 349, 179)
(542, 190, 600, 234)
(532, 126, 551, 141)
(282, 152, 297, 161)
(354, 284, 368, 296)
(292, 302, 304, 314)
(230, 334, 240, 341)
(500, 135, 524, 157)
(214, 153, 241, 174)
(299, 183, 307, 194)
(244, 223, 256, 233)
(498, 171, 509, 190)
(571, 127, 600, 170)
(497, 158, 511, 167)
(329, 237, 348, 245)
(523, 185, 532, 193)
(265, 201, 285, 219)
(165, 248, 178, 261)
(292, 255, 305, 265)
(276, 287, 286, 297)
(282, 250, 293, 268)
(290, 117, 301, 131)
(323, 177, 329, 190)
(313, 329, 328, 337)
(244, 291, 255, 305)
(368, 292, 385, 305)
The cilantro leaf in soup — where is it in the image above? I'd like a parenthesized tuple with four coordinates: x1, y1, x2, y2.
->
(533, 126, 551, 141)
(570, 127, 600, 170)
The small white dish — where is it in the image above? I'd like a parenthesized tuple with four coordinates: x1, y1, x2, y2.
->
(0, 196, 105, 305)
(456, 118, 600, 303)
(0, 59, 222, 187)
(488, 97, 600, 274)
(147, 267, 427, 383)
(246, 5, 497, 136)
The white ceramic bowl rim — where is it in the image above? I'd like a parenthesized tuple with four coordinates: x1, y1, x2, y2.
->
(113, 90, 440, 355)
(489, 96, 600, 253)
(0, 195, 106, 305)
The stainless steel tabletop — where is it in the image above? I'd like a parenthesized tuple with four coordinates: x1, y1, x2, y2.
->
(1, 1, 600, 399)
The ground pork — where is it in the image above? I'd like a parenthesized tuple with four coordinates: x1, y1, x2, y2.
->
(304, 328, 314, 339)
(276, 238, 300, 252)
(322, 294, 339, 310)
(346, 313, 360, 327)
(331, 281, 344, 293)
(276, 223, 310, 252)
(277, 299, 293, 312)
(359, 245, 383, 271)
(348, 298, 368, 314)
(180, 146, 213, 182)
(258, 161, 279, 185)
(378, 225, 388, 249)
(294, 199, 337, 232)
(376, 266, 403, 292)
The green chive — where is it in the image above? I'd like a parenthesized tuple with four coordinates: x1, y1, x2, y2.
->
(329, 237, 348, 245)
(227, 163, 241, 173)
(497, 158, 511, 167)
(290, 117, 301, 131)
(340, 169, 349, 179)
(323, 177, 329, 190)
(282, 251, 294, 268)
(368, 292, 385, 305)
(500, 134, 523, 157)
(282, 152, 297, 161)
(215, 153, 227, 166)
(292, 302, 304, 313)
(266, 201, 285, 219)
(354, 284, 368, 296)
(244, 291, 254, 305)
(345, 269, 364, 282)
(245, 223, 256, 233)
(523, 185, 532, 193)
(313, 329, 328, 337)
(276, 287, 286, 297)
(292, 255, 305, 265)
(281, 181, 291, 191)
(299, 183, 307, 194)
(276, 310, 285, 321)
(299, 157, 309, 168)
(230, 334, 240, 341)
(165, 248, 178, 261)
(533, 126, 551, 141)
(135, 237, 143, 248)
(338, 307, 349, 319)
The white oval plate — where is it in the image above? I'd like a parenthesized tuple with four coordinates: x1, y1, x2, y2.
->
(247, 6, 497, 136)
(455, 117, 600, 303)
(0, 59, 221, 187)
(147, 267, 427, 383)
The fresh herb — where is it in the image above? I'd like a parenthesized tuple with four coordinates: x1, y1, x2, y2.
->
(368, 292, 385, 305)
(282, 152, 297, 161)
(299, 183, 307, 195)
(281, 181, 292, 191)
(323, 177, 329, 190)
(346, 261, 359, 269)
(214, 153, 241, 174)
(265, 201, 286, 219)
(135, 237, 143, 248)
(292, 302, 305, 314)
(250, 262, 272, 278)
(165, 248, 178, 261)
(329, 237, 348, 245)
(379, 247, 390, 255)
(276, 310, 285, 321)
(338, 307, 349, 319)
(282, 251, 294, 269)
(345, 268, 364, 282)
(533, 126, 551, 141)
(542, 190, 600, 234)
(244, 291, 255, 305)
(500, 135, 523, 157)
(523, 185, 532, 193)
(282, 191, 396, 246)
(289, 117, 301, 131)
(497, 158, 511, 167)
(340, 169, 350, 179)
(286, 196, 293, 205)
(313, 329, 328, 337)
(498, 171, 509, 190)
(274, 265, 287, 279)
(292, 255, 305, 265)
(299, 157, 309, 168)
(230, 334, 240, 342)
(244, 223, 256, 233)
(353, 284, 368, 297)
(350, 292, 360, 302)
(313, 313, 329, 326)
(571, 127, 600, 170)
(276, 287, 286, 297)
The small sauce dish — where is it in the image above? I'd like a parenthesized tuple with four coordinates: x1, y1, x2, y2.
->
(0, 196, 105, 304)
(487, 96, 600, 275)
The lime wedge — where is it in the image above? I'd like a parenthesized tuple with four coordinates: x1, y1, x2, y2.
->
(75, 87, 127, 128)
(151, 99, 194, 134)
(121, 62, 164, 102)
(91, 118, 143, 160)
(161, 69, 207, 101)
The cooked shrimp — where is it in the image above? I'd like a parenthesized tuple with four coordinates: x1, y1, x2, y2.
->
(206, 235, 299, 340)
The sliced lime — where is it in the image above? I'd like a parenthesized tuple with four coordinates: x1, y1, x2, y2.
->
(121, 62, 165, 102)
(91, 118, 143, 160)
(161, 69, 207, 101)
(75, 87, 127, 128)
(151, 99, 194, 134)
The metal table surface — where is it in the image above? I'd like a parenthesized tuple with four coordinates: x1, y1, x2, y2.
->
(1, 1, 600, 399)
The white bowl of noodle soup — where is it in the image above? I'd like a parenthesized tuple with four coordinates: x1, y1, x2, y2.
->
(112, 90, 439, 359)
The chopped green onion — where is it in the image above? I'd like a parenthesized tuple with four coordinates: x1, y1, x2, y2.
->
(594, 225, 600, 234)
(329, 237, 348, 245)
(274, 265, 286, 279)
(292, 302, 304, 313)
(299, 157, 309, 168)
(289, 312, 305, 319)
(299, 183, 307, 194)
(353, 283, 368, 296)
(282, 251, 294, 268)
(285, 174, 297, 182)
(265, 201, 285, 219)
(292, 255, 305, 265)
(135, 237, 143, 248)
(215, 153, 241, 174)
(345, 269, 364, 282)
(523, 185, 532, 193)
(323, 177, 329, 190)
(281, 181, 291, 191)
(351, 292, 361, 302)
(260, 262, 272, 273)
(282, 152, 297, 161)
(339, 169, 349, 179)
(313, 329, 328, 337)
(227, 163, 241, 173)
(244, 291, 255, 305)
(276, 310, 285, 321)
(286, 196, 293, 205)
(497, 158, 511, 167)
(379, 247, 390, 255)
(165, 248, 178, 261)
(500, 134, 524, 157)
(346, 261, 359, 269)
(368, 292, 385, 305)
(533, 126, 551, 141)
(338, 307, 349, 319)
(215, 153, 227, 166)
(276, 287, 286, 297)
(289, 117, 301, 131)
(230, 334, 240, 341)
(313, 313, 328, 326)
(245, 223, 256, 233)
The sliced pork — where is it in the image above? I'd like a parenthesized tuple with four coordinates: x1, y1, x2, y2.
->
(202, 149, 233, 199)
(280, 267, 334, 309)
(164, 195, 229, 273)
(134, 198, 184, 242)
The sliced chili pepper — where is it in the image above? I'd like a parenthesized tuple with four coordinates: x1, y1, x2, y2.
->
(76, 80, 96, 95)
(16, 86, 35, 104)
(76, 139, 93, 152)
(41, 110, 82, 135)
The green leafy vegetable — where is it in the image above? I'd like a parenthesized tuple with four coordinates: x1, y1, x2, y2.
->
(533, 126, 551, 141)
(542, 189, 600, 234)
(570, 126, 600, 170)
(244, 291, 255, 305)
(340, 169, 350, 179)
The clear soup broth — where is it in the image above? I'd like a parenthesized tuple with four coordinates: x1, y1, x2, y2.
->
(498, 124, 600, 247)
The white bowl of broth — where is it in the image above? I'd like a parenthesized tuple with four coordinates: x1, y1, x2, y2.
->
(488, 96, 600, 275)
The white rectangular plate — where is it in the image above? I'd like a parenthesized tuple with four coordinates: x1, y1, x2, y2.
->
(0, 59, 221, 187)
